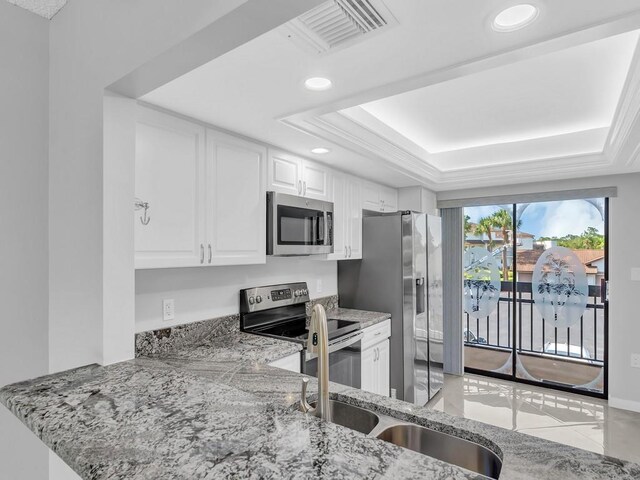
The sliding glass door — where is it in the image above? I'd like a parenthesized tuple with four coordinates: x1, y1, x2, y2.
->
(463, 198, 607, 397)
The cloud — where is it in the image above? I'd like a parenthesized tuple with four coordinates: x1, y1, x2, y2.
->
(533, 200, 604, 238)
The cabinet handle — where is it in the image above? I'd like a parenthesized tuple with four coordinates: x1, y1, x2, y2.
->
(298, 180, 302, 195)
(200, 244, 204, 264)
(208, 244, 212, 264)
(344, 246, 347, 258)
(348, 246, 352, 258)
(303, 181, 307, 196)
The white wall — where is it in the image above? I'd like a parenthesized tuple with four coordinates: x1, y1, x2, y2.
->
(47, 0, 323, 374)
(0, 2, 50, 478)
(47, 0, 252, 375)
(438, 172, 640, 412)
(136, 258, 337, 332)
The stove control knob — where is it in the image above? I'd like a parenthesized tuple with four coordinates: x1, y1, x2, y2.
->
(302, 289, 308, 296)
(248, 296, 255, 305)
(256, 295, 263, 304)
(294, 289, 301, 297)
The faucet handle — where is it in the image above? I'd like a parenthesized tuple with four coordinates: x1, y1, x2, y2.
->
(300, 377, 314, 413)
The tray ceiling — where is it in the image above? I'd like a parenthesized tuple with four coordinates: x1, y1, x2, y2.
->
(141, 0, 640, 190)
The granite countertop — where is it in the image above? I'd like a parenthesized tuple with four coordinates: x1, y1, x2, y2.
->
(326, 307, 391, 329)
(2, 348, 639, 480)
(3, 316, 640, 480)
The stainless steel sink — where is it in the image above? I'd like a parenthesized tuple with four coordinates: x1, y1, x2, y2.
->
(310, 400, 380, 434)
(375, 424, 502, 479)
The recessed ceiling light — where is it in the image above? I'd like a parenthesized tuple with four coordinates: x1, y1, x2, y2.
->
(304, 77, 333, 91)
(492, 4, 539, 32)
(311, 147, 330, 154)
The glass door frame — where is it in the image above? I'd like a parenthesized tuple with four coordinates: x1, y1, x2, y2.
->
(464, 199, 609, 400)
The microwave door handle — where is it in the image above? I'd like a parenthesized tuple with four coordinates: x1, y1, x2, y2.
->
(318, 213, 325, 243)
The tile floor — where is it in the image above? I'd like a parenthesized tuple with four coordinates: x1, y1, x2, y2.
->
(430, 373, 640, 464)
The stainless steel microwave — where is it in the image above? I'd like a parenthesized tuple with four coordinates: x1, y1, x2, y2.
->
(267, 191, 334, 256)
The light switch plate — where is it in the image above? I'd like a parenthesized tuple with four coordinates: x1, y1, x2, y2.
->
(631, 268, 640, 281)
(632, 354, 640, 369)
(163, 299, 175, 321)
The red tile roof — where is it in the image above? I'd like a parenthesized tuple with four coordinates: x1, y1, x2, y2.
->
(515, 248, 603, 274)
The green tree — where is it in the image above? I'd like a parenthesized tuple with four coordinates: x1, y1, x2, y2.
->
(464, 215, 472, 236)
(539, 227, 604, 250)
(489, 210, 513, 280)
(475, 216, 494, 251)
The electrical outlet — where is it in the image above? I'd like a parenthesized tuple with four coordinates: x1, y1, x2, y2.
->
(316, 278, 323, 293)
(631, 354, 640, 369)
(390, 388, 397, 399)
(163, 299, 175, 322)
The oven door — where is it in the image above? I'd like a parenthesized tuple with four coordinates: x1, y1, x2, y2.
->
(304, 332, 361, 389)
(267, 192, 333, 256)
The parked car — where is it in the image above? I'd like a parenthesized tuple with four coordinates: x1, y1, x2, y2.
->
(543, 342, 592, 360)
(464, 329, 487, 345)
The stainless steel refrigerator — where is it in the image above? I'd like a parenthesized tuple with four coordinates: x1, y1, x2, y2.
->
(338, 211, 444, 405)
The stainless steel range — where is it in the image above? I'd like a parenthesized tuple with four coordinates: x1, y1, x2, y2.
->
(240, 282, 363, 387)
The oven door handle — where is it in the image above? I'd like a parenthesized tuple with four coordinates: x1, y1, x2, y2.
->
(306, 331, 363, 361)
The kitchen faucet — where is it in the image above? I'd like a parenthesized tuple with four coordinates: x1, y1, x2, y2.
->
(300, 304, 332, 422)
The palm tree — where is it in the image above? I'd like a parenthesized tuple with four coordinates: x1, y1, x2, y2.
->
(488, 209, 520, 280)
(464, 215, 473, 237)
(475, 216, 494, 251)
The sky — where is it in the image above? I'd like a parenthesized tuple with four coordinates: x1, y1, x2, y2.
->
(465, 199, 605, 239)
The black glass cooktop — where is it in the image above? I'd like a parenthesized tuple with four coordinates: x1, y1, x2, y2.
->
(252, 317, 360, 344)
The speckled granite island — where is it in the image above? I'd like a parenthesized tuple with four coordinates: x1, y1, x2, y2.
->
(1, 304, 639, 480)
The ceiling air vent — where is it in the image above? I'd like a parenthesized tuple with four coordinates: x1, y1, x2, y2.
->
(283, 0, 397, 55)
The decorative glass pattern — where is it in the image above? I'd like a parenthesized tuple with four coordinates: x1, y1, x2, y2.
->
(532, 246, 588, 329)
(464, 247, 501, 319)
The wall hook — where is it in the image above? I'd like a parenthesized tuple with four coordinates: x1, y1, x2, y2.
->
(134, 198, 151, 226)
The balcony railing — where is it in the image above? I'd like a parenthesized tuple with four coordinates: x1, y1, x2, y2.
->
(464, 281, 605, 364)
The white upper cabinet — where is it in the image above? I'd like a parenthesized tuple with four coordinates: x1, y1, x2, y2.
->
(362, 180, 398, 212)
(268, 149, 330, 201)
(135, 107, 206, 269)
(346, 177, 362, 259)
(135, 107, 266, 269)
(269, 151, 302, 196)
(329, 174, 347, 260)
(327, 172, 362, 261)
(206, 129, 266, 266)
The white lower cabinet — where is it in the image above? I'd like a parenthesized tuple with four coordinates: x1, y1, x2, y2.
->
(360, 319, 391, 396)
(268, 352, 301, 373)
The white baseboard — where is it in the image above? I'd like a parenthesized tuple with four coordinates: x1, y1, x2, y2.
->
(609, 396, 640, 413)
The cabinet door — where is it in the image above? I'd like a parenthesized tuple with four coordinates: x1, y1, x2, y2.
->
(361, 181, 381, 212)
(268, 150, 302, 195)
(346, 177, 362, 259)
(360, 346, 377, 394)
(328, 174, 347, 260)
(302, 160, 330, 200)
(135, 107, 206, 269)
(380, 186, 398, 212)
(377, 340, 390, 397)
(206, 130, 266, 266)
